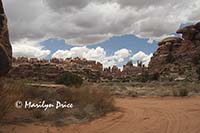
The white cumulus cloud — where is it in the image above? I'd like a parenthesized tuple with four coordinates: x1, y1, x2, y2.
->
(52, 47, 132, 67)
(3, 0, 200, 45)
(3, 0, 200, 67)
(130, 51, 153, 66)
(12, 39, 51, 58)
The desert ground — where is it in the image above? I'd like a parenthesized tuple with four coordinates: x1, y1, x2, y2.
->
(1, 96, 200, 133)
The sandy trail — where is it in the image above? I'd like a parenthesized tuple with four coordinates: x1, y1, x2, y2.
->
(1, 96, 200, 133)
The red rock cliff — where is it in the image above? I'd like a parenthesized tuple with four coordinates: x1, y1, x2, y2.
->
(0, 0, 12, 76)
(148, 22, 200, 81)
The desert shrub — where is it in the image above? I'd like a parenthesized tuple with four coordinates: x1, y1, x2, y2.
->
(73, 86, 114, 119)
(55, 88, 74, 102)
(23, 86, 51, 100)
(90, 88, 114, 113)
(107, 76, 113, 81)
(56, 72, 83, 87)
(121, 77, 130, 82)
(32, 110, 43, 119)
(0, 88, 11, 120)
(0, 78, 25, 121)
(137, 71, 149, 82)
(179, 88, 189, 96)
(196, 67, 200, 80)
(25, 86, 114, 123)
(149, 72, 160, 81)
(0, 78, 114, 125)
(135, 72, 159, 82)
(128, 90, 138, 97)
(173, 82, 189, 97)
(186, 82, 200, 93)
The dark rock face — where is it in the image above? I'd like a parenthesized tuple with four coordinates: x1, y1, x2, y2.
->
(149, 22, 200, 81)
(0, 0, 12, 76)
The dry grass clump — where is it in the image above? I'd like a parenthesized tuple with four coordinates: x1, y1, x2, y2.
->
(99, 81, 200, 97)
(172, 82, 200, 96)
(0, 78, 115, 126)
(28, 86, 114, 125)
(0, 78, 25, 121)
(72, 86, 115, 120)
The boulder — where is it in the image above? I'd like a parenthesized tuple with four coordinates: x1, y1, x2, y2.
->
(0, 0, 12, 76)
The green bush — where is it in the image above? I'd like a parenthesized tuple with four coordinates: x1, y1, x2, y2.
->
(56, 72, 83, 87)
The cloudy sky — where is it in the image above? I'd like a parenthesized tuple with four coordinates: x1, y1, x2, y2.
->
(3, 0, 200, 67)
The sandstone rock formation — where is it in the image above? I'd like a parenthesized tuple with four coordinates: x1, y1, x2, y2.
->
(9, 62, 65, 81)
(0, 0, 12, 76)
(176, 24, 200, 41)
(149, 22, 200, 81)
(9, 57, 147, 82)
(122, 61, 145, 76)
(100, 60, 146, 81)
(9, 57, 103, 82)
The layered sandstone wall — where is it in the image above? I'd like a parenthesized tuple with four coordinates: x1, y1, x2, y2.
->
(149, 22, 200, 81)
(9, 57, 103, 82)
(9, 57, 145, 82)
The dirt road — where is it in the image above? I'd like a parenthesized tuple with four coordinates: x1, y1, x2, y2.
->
(1, 96, 200, 133)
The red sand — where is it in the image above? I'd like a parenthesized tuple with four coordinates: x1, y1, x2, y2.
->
(1, 96, 200, 133)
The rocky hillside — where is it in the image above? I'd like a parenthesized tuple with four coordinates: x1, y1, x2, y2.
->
(0, 0, 12, 76)
(149, 22, 200, 81)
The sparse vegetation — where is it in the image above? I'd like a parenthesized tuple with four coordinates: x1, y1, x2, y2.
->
(73, 86, 114, 120)
(0, 78, 25, 121)
(149, 72, 160, 81)
(135, 72, 159, 82)
(99, 81, 200, 97)
(0, 78, 114, 125)
(173, 87, 189, 97)
(136, 71, 149, 82)
(2, 76, 200, 126)
(196, 67, 200, 80)
(179, 87, 189, 96)
(56, 72, 83, 87)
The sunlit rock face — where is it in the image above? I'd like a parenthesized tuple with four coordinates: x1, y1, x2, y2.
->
(0, 0, 12, 76)
(8, 57, 103, 82)
(149, 22, 200, 81)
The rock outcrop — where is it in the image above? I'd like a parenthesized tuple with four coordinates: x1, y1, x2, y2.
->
(9, 57, 147, 82)
(122, 61, 145, 76)
(0, 0, 12, 76)
(8, 57, 103, 82)
(149, 22, 200, 81)
(9, 62, 65, 81)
